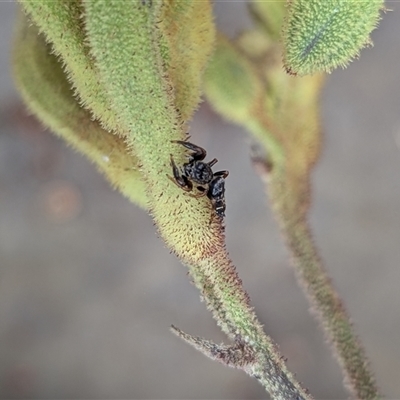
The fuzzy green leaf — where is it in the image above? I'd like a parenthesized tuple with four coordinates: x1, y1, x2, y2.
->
(203, 35, 262, 124)
(82, 0, 255, 339)
(13, 10, 147, 209)
(158, 0, 215, 123)
(283, 0, 384, 75)
(82, 0, 221, 259)
(19, 0, 123, 133)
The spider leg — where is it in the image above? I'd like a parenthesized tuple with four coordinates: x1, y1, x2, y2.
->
(171, 140, 207, 161)
(167, 175, 193, 192)
(213, 170, 229, 179)
(208, 158, 218, 168)
(168, 154, 193, 191)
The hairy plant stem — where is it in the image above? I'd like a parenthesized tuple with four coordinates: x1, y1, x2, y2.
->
(181, 261, 313, 400)
(253, 158, 381, 400)
(204, 33, 381, 398)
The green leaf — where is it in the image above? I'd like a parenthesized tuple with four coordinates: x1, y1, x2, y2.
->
(283, 0, 384, 75)
(83, 0, 221, 259)
(19, 0, 123, 133)
(158, 0, 215, 122)
(12, 10, 147, 209)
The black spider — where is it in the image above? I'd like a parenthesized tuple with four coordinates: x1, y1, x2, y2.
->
(169, 139, 229, 218)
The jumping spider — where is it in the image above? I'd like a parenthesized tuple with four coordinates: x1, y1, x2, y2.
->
(169, 139, 229, 218)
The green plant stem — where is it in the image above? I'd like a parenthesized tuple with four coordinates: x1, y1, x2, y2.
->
(273, 197, 380, 399)
(184, 258, 313, 400)
(205, 34, 381, 399)
(252, 114, 381, 400)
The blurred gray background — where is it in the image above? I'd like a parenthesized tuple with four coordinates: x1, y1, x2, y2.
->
(1, 1, 400, 399)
